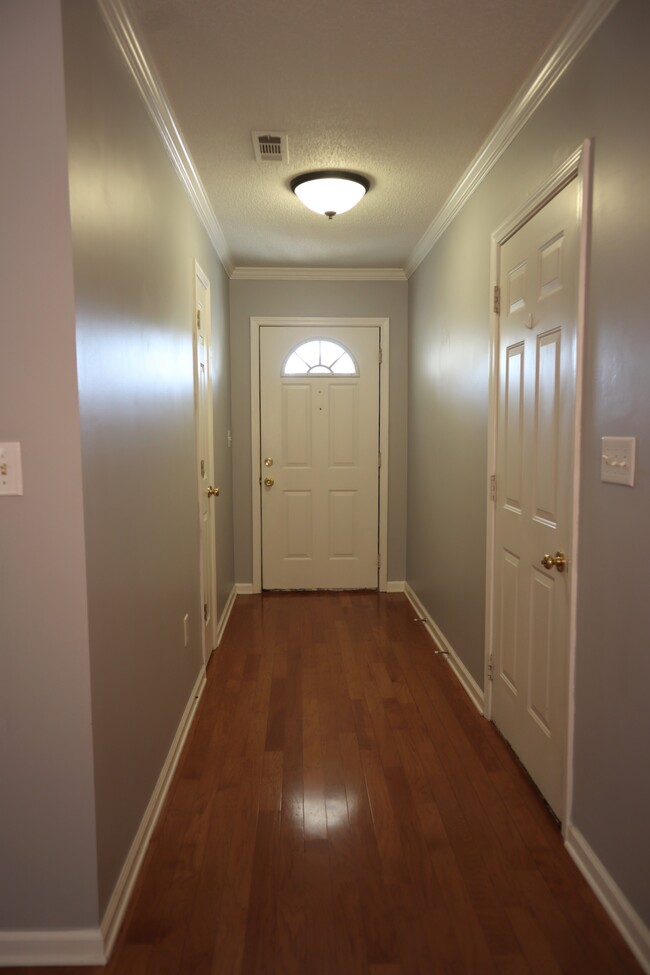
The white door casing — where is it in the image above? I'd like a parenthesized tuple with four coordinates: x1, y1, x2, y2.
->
(250, 317, 390, 593)
(260, 326, 380, 590)
(194, 263, 217, 663)
(485, 143, 592, 824)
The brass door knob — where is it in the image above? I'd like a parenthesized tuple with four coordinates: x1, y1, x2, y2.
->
(207, 486, 220, 497)
(541, 551, 567, 572)
(264, 457, 274, 467)
(264, 477, 274, 488)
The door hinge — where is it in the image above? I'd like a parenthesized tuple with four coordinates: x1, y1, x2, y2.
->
(487, 654, 494, 681)
(378, 451, 382, 469)
(493, 285, 501, 315)
(379, 346, 383, 364)
(377, 553, 381, 569)
(489, 473, 497, 502)
(201, 459, 205, 478)
(197, 309, 202, 330)
(203, 602, 208, 622)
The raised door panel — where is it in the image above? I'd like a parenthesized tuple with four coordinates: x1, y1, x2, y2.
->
(328, 491, 357, 558)
(282, 385, 312, 468)
(282, 491, 312, 560)
(538, 231, 564, 300)
(328, 384, 358, 468)
(533, 330, 561, 526)
(507, 260, 528, 314)
(504, 344, 525, 511)
(528, 568, 554, 735)
(499, 550, 520, 695)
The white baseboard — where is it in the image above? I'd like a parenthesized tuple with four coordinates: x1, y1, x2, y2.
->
(100, 666, 207, 959)
(565, 824, 650, 974)
(386, 580, 405, 592)
(404, 583, 485, 714)
(0, 668, 207, 968)
(216, 584, 237, 646)
(0, 929, 105, 968)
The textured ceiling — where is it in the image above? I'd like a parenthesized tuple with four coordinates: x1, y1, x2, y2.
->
(125, 0, 586, 271)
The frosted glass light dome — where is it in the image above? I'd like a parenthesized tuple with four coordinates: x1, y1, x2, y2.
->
(290, 170, 370, 219)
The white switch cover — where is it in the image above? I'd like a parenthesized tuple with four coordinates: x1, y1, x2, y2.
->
(0, 442, 23, 496)
(601, 436, 636, 487)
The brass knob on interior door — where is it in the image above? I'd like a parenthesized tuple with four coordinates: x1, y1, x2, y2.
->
(207, 486, 220, 497)
(540, 551, 567, 572)
(264, 477, 274, 488)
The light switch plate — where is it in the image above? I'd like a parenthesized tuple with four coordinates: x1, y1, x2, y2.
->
(0, 442, 23, 496)
(601, 436, 636, 487)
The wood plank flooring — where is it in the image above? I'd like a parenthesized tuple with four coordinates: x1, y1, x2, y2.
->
(17, 592, 642, 974)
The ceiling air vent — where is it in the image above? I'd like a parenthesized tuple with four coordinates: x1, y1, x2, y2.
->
(252, 131, 289, 164)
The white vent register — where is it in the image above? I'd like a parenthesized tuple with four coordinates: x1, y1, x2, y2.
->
(252, 131, 288, 163)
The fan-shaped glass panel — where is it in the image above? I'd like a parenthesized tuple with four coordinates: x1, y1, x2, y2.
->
(281, 339, 359, 377)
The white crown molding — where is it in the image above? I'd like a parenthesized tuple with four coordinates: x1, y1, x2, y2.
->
(405, 0, 619, 277)
(99, 0, 616, 281)
(97, 0, 234, 276)
(230, 266, 407, 282)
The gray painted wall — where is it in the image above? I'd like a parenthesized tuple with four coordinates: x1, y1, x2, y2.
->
(229, 279, 408, 585)
(407, 0, 650, 928)
(61, 0, 234, 914)
(3, 0, 648, 945)
(0, 0, 99, 928)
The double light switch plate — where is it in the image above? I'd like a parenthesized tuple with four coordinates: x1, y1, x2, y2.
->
(601, 436, 636, 487)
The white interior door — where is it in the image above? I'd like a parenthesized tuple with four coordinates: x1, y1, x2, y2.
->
(260, 326, 380, 590)
(194, 266, 217, 662)
(492, 178, 579, 818)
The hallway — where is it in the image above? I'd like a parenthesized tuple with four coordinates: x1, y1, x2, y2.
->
(18, 592, 641, 975)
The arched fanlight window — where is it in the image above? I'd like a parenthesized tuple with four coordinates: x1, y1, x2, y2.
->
(282, 338, 359, 377)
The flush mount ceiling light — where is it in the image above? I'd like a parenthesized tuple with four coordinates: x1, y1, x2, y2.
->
(290, 170, 370, 219)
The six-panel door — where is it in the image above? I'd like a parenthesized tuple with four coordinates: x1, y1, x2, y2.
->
(493, 178, 579, 818)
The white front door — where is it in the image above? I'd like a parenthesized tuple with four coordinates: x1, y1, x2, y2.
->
(194, 266, 217, 662)
(260, 325, 380, 590)
(492, 177, 579, 818)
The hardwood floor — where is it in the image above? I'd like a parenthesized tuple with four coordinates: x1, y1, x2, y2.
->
(17, 592, 642, 974)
